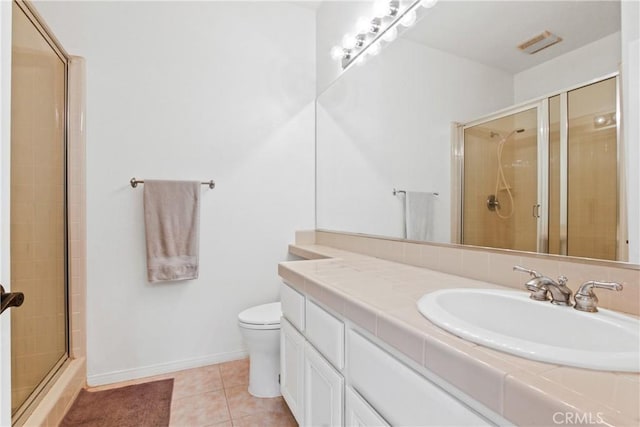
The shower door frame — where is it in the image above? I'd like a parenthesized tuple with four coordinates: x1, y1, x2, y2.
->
(9, 0, 71, 423)
(454, 72, 622, 259)
(456, 100, 550, 253)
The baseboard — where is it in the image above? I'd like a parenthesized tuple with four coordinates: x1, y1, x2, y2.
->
(87, 350, 248, 387)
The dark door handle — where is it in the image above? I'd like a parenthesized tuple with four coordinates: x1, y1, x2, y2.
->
(1, 285, 24, 315)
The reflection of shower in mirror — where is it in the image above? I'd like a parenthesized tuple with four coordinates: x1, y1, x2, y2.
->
(486, 128, 525, 219)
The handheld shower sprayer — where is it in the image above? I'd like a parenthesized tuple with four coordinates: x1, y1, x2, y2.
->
(487, 128, 524, 219)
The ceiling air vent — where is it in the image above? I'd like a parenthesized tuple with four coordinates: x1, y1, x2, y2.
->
(518, 31, 562, 54)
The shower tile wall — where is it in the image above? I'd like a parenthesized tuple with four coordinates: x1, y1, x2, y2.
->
(11, 3, 68, 414)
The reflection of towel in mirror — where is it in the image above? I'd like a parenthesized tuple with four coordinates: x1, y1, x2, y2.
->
(143, 180, 200, 282)
(406, 191, 435, 242)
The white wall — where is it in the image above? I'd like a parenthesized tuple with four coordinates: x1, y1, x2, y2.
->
(621, 0, 640, 263)
(316, 38, 514, 242)
(514, 32, 621, 103)
(34, 1, 316, 385)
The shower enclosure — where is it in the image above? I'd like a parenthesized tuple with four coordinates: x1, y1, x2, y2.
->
(460, 76, 620, 260)
(10, 0, 69, 421)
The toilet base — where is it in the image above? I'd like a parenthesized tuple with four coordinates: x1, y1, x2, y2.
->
(241, 326, 281, 398)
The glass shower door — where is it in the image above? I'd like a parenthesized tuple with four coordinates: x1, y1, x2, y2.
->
(11, 1, 68, 418)
(567, 78, 618, 260)
(462, 107, 541, 252)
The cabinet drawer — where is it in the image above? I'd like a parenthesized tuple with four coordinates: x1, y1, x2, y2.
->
(281, 282, 305, 332)
(348, 330, 491, 426)
(306, 300, 345, 370)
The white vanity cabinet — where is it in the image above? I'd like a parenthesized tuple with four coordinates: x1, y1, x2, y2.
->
(304, 342, 344, 427)
(280, 283, 345, 427)
(280, 282, 493, 427)
(281, 318, 305, 424)
(348, 330, 491, 426)
(345, 387, 389, 427)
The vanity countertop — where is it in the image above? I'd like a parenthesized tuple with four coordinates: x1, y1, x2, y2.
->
(279, 243, 640, 427)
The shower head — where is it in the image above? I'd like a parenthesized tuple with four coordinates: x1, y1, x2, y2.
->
(505, 128, 525, 139)
(490, 128, 525, 139)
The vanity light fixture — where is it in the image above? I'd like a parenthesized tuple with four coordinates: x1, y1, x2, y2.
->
(332, 0, 439, 69)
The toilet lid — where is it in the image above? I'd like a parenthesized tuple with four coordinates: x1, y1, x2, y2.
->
(238, 302, 281, 325)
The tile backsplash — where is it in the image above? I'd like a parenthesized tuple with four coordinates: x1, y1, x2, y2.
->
(301, 231, 640, 316)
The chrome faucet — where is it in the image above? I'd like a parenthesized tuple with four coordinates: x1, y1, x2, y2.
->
(513, 265, 573, 306)
(513, 265, 549, 301)
(574, 280, 623, 312)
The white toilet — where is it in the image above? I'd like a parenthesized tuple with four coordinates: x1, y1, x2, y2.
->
(238, 301, 282, 398)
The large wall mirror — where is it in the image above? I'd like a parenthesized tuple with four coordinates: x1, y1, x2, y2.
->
(316, 0, 640, 265)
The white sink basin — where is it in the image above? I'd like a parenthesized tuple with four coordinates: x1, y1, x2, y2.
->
(417, 288, 640, 372)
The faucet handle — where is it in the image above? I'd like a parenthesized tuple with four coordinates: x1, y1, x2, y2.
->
(574, 281, 623, 313)
(513, 265, 541, 278)
(514, 265, 549, 301)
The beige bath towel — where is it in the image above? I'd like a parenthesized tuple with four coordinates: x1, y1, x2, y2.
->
(143, 180, 200, 282)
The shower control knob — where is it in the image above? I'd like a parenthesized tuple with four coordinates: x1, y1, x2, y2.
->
(487, 194, 500, 211)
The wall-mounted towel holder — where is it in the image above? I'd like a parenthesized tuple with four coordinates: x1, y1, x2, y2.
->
(130, 177, 216, 189)
(393, 188, 439, 196)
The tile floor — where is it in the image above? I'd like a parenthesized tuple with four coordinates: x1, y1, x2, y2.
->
(87, 358, 297, 427)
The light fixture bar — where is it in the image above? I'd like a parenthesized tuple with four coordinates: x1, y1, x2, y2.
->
(341, 0, 428, 69)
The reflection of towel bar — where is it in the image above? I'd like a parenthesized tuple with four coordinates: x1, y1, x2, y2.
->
(130, 177, 216, 189)
(393, 188, 439, 196)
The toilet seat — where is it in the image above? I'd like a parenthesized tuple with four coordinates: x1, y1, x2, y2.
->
(238, 302, 281, 330)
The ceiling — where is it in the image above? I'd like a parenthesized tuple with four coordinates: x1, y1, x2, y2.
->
(403, 1, 621, 74)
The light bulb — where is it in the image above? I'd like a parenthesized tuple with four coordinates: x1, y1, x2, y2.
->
(330, 46, 344, 60)
(382, 26, 398, 42)
(400, 10, 417, 27)
(368, 42, 381, 56)
(420, 0, 438, 8)
(342, 33, 357, 49)
(356, 17, 371, 34)
(373, 0, 391, 17)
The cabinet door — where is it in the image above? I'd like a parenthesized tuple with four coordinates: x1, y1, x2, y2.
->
(304, 342, 344, 427)
(281, 318, 305, 425)
(345, 387, 389, 427)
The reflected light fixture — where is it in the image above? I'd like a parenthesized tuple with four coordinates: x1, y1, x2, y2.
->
(331, 0, 438, 70)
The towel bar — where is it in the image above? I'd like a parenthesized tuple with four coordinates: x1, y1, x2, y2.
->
(393, 188, 439, 196)
(130, 177, 215, 189)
